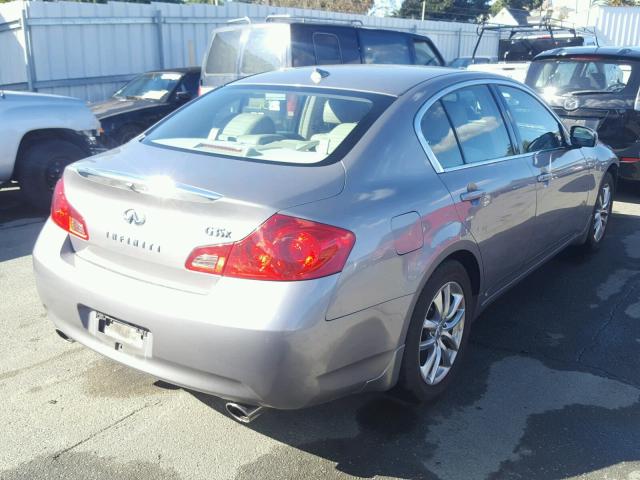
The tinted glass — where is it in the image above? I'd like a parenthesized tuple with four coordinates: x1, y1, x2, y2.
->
(313, 33, 342, 65)
(359, 30, 411, 64)
(420, 101, 463, 169)
(205, 30, 242, 75)
(498, 86, 563, 153)
(529, 58, 635, 95)
(413, 40, 440, 66)
(144, 86, 389, 165)
(241, 27, 287, 75)
(181, 73, 200, 96)
(113, 72, 182, 101)
(441, 86, 513, 163)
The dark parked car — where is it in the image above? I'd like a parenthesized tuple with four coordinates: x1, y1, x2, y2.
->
(92, 67, 200, 148)
(526, 47, 640, 182)
(200, 17, 444, 93)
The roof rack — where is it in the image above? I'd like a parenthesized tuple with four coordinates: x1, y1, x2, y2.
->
(226, 17, 251, 24)
(471, 18, 599, 60)
(264, 14, 363, 27)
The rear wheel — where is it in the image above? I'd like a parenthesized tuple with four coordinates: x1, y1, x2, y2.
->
(16, 138, 88, 212)
(578, 171, 614, 253)
(397, 260, 473, 403)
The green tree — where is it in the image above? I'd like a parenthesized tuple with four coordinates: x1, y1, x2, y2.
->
(236, 0, 374, 14)
(489, 0, 543, 15)
(396, 0, 489, 22)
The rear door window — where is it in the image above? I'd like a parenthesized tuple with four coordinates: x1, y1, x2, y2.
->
(205, 30, 242, 75)
(359, 30, 411, 65)
(241, 27, 288, 75)
(498, 86, 564, 153)
(420, 101, 464, 169)
(313, 32, 342, 65)
(440, 86, 514, 163)
(413, 39, 441, 66)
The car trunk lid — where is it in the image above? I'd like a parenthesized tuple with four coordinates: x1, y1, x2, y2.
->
(62, 141, 345, 292)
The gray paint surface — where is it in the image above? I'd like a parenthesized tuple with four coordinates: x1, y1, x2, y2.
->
(30, 66, 619, 410)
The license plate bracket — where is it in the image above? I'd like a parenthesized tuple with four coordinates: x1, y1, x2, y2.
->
(96, 312, 149, 351)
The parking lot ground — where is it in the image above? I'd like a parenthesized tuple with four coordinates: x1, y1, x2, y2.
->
(1, 183, 640, 480)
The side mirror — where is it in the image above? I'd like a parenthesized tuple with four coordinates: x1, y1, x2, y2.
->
(570, 125, 597, 148)
(175, 91, 192, 103)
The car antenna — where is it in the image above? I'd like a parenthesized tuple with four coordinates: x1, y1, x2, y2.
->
(310, 68, 330, 84)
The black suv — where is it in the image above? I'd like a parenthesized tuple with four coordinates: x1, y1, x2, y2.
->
(526, 47, 640, 182)
(200, 17, 444, 93)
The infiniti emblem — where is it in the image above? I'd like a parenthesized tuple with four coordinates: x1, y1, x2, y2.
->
(123, 209, 146, 226)
(564, 97, 579, 111)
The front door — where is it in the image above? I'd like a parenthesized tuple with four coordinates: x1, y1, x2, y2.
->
(418, 84, 538, 297)
(495, 85, 591, 261)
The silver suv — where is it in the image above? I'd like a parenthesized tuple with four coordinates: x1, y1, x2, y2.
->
(200, 19, 444, 93)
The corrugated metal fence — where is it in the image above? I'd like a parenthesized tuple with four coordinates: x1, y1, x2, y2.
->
(0, 0, 499, 102)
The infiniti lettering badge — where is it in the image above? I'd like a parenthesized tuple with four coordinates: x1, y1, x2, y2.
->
(123, 209, 146, 225)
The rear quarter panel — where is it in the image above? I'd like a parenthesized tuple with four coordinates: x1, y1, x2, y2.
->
(283, 82, 482, 334)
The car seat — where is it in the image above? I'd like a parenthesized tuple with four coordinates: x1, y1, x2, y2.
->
(217, 113, 276, 141)
(310, 99, 370, 154)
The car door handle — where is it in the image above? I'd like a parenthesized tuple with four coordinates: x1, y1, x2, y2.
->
(460, 190, 486, 202)
(537, 172, 553, 183)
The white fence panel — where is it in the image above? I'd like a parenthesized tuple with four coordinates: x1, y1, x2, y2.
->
(0, 0, 499, 102)
(0, 1, 27, 86)
(593, 6, 640, 47)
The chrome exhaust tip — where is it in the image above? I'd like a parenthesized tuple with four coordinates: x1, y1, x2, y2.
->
(225, 402, 264, 424)
(55, 329, 74, 343)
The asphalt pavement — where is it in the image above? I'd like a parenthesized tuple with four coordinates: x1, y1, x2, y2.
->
(1, 182, 640, 480)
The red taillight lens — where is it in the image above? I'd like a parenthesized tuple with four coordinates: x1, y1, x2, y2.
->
(620, 157, 640, 163)
(198, 85, 202, 97)
(186, 214, 355, 281)
(51, 179, 89, 240)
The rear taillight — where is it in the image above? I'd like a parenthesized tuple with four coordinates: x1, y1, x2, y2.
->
(621, 157, 640, 163)
(198, 85, 202, 97)
(51, 179, 89, 240)
(186, 214, 355, 281)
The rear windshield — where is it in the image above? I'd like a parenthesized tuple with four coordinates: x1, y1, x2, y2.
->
(240, 26, 288, 75)
(144, 86, 393, 165)
(528, 58, 636, 96)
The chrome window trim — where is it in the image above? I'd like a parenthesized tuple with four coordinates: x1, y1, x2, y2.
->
(414, 78, 572, 174)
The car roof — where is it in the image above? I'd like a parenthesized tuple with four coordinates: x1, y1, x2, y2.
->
(535, 46, 640, 61)
(233, 65, 500, 96)
(147, 67, 201, 75)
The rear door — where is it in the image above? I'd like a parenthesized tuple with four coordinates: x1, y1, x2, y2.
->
(495, 84, 591, 260)
(290, 24, 359, 67)
(417, 83, 537, 298)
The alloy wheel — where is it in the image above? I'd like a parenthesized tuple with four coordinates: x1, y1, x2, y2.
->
(593, 183, 611, 243)
(419, 281, 466, 386)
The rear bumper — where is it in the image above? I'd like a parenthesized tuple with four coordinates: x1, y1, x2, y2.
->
(33, 220, 410, 409)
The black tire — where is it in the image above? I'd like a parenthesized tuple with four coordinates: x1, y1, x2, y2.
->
(578, 171, 615, 253)
(15, 138, 88, 212)
(396, 260, 473, 403)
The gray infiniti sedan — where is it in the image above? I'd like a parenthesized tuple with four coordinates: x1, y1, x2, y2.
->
(33, 65, 618, 423)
